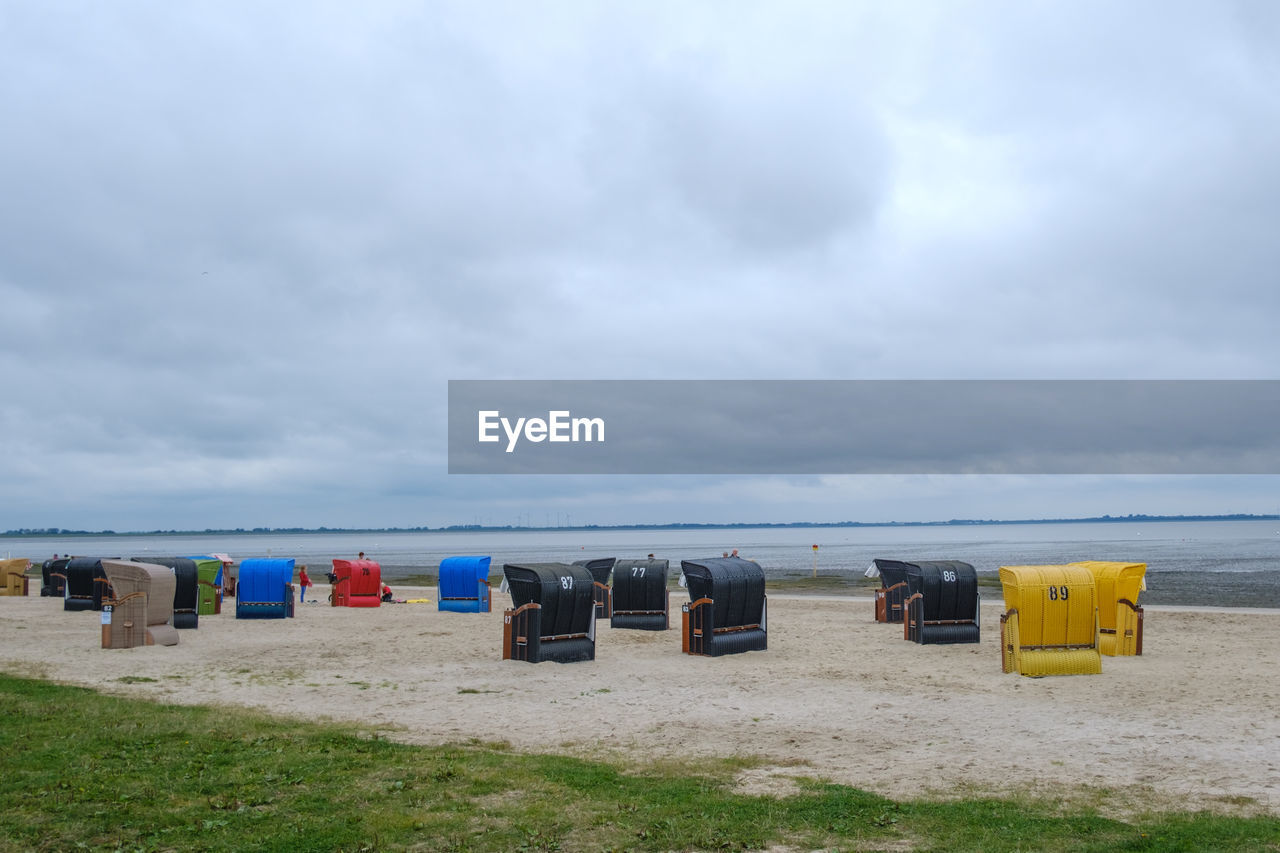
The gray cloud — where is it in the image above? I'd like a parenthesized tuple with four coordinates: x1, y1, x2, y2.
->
(2, 2, 1278, 529)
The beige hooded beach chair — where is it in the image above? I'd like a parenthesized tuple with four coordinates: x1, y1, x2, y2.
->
(100, 560, 180, 648)
(0, 558, 30, 596)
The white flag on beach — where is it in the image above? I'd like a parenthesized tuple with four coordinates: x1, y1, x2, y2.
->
(499, 575, 509, 594)
(677, 572, 686, 588)
(863, 562, 880, 578)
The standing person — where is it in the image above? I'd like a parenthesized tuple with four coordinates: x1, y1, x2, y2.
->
(298, 566, 312, 603)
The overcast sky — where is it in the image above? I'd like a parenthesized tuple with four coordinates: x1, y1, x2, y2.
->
(3, 2, 1278, 530)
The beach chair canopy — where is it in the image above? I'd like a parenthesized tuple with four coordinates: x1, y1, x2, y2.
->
(238, 558, 295, 604)
(868, 558, 914, 587)
(438, 556, 492, 598)
(681, 557, 766, 631)
(1071, 561, 1145, 626)
(905, 560, 979, 622)
(573, 557, 616, 586)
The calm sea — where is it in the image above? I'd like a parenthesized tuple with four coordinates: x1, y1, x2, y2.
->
(7, 520, 1279, 607)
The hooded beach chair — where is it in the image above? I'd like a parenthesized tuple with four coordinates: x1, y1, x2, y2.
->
(1072, 561, 1147, 656)
(132, 557, 199, 629)
(100, 560, 180, 647)
(41, 557, 69, 597)
(0, 558, 30, 596)
(330, 559, 382, 607)
(63, 558, 115, 611)
(680, 557, 768, 657)
(868, 558, 914, 623)
(502, 563, 596, 663)
(999, 564, 1101, 677)
(437, 556, 492, 613)
(902, 560, 981, 644)
(189, 557, 224, 615)
(610, 558, 670, 630)
(235, 558, 296, 619)
(574, 557, 616, 619)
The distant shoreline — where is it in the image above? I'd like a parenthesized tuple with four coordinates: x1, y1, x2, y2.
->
(6, 513, 1278, 538)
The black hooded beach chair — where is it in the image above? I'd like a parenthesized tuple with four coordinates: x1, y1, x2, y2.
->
(870, 558, 914, 623)
(41, 557, 69, 597)
(132, 557, 200, 629)
(680, 557, 767, 656)
(63, 558, 114, 611)
(502, 563, 597, 663)
(610, 558, 670, 630)
(573, 557, 616, 619)
(902, 560, 981, 644)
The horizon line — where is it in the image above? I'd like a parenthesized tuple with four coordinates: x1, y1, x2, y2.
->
(4, 512, 1278, 537)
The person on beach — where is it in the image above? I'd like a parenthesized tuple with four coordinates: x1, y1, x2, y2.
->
(731, 549, 739, 558)
(298, 566, 312, 602)
(358, 551, 366, 560)
(381, 582, 393, 602)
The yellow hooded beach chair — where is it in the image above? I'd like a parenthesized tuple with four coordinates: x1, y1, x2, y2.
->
(0, 558, 30, 596)
(999, 564, 1101, 677)
(1071, 561, 1146, 656)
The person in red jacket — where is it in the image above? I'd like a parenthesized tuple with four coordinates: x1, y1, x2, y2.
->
(381, 582, 393, 602)
(298, 566, 312, 603)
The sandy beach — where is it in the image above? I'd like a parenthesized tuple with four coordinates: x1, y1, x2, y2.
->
(2, 589, 1277, 817)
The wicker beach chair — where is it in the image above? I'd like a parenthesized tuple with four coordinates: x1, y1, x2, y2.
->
(100, 560, 180, 647)
(502, 563, 596, 663)
(610, 559, 670, 631)
(902, 560, 980, 645)
(437, 556, 492, 613)
(680, 557, 768, 657)
(190, 557, 224, 615)
(235, 559, 296, 619)
(999, 564, 1101, 677)
(330, 559, 382, 607)
(0, 558, 30, 596)
(1071, 561, 1146, 656)
(573, 557, 617, 619)
(869, 559, 914, 623)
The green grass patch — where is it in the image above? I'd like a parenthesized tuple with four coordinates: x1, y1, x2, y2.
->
(1, 674, 1276, 852)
